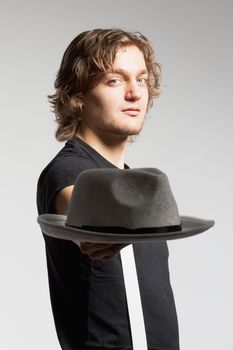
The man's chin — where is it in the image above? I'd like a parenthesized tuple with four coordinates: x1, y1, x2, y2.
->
(100, 127, 141, 144)
(109, 125, 143, 137)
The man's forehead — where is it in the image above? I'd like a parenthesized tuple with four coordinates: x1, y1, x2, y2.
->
(108, 46, 148, 73)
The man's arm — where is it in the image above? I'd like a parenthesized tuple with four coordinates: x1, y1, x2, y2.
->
(54, 187, 128, 260)
(54, 185, 74, 215)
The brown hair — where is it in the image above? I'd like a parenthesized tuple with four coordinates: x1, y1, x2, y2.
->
(48, 28, 161, 141)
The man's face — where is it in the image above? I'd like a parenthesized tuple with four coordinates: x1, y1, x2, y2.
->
(81, 45, 149, 138)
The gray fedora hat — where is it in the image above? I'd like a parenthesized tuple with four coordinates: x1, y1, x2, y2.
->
(37, 168, 215, 243)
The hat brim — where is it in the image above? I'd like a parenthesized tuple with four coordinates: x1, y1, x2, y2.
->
(37, 214, 215, 243)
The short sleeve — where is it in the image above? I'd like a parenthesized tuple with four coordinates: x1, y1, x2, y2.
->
(37, 155, 95, 214)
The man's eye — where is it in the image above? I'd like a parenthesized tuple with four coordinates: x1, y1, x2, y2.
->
(109, 78, 121, 84)
(137, 77, 147, 84)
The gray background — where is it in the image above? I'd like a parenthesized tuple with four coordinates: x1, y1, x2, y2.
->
(1, 0, 232, 349)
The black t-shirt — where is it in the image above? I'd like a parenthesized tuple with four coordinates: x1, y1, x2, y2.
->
(37, 137, 179, 350)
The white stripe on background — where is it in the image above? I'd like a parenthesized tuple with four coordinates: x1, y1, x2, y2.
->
(120, 245, 148, 350)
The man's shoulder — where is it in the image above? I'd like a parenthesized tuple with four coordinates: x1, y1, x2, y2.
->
(36, 139, 98, 213)
(39, 139, 97, 181)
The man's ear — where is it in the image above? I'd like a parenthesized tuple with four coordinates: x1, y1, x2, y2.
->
(70, 94, 84, 114)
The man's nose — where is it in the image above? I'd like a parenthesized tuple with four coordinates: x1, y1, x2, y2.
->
(125, 82, 141, 101)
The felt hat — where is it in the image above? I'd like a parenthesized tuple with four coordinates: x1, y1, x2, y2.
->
(37, 168, 215, 243)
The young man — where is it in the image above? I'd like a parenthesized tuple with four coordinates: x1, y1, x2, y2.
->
(37, 28, 179, 350)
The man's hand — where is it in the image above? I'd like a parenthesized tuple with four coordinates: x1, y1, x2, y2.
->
(79, 242, 129, 260)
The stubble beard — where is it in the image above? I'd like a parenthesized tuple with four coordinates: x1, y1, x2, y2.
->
(103, 117, 145, 137)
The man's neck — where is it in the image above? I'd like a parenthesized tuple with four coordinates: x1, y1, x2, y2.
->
(76, 127, 127, 169)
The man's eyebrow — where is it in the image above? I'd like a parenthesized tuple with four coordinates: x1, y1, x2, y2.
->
(108, 68, 148, 76)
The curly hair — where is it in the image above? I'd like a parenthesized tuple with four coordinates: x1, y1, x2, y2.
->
(48, 28, 161, 141)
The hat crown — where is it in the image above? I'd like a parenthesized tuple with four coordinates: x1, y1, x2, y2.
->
(66, 168, 181, 230)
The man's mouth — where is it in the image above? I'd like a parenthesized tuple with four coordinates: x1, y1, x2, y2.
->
(122, 107, 141, 116)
